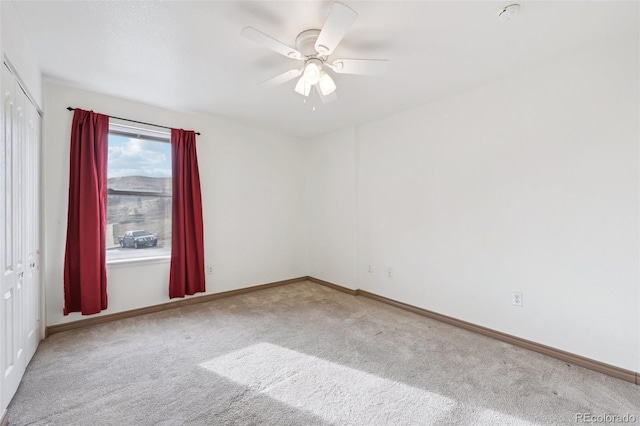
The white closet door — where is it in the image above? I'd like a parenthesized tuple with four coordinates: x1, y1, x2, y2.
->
(0, 63, 4, 418)
(24, 90, 40, 363)
(0, 62, 42, 414)
(0, 63, 27, 408)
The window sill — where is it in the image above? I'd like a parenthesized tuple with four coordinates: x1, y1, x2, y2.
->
(107, 255, 171, 267)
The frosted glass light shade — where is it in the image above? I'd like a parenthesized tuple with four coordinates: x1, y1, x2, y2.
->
(294, 77, 311, 96)
(319, 72, 337, 95)
(303, 60, 321, 85)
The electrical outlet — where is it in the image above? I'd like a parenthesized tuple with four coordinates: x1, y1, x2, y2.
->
(387, 268, 393, 278)
(512, 292, 523, 307)
(368, 265, 373, 273)
(207, 265, 214, 275)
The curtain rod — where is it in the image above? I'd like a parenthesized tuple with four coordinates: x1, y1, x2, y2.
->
(66, 107, 201, 135)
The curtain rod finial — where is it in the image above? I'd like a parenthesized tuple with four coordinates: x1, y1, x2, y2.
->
(66, 107, 74, 111)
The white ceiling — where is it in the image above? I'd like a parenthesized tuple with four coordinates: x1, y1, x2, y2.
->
(11, 1, 638, 139)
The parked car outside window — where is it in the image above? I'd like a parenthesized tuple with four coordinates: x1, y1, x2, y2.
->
(118, 230, 158, 249)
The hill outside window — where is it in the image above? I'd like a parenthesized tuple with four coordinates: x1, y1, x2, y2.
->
(106, 122, 172, 262)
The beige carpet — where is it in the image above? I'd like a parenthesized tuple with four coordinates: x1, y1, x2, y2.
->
(7, 281, 640, 425)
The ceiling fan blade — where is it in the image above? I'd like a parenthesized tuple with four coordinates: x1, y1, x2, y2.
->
(330, 59, 389, 76)
(314, 2, 358, 56)
(261, 69, 303, 88)
(315, 84, 337, 103)
(241, 27, 303, 60)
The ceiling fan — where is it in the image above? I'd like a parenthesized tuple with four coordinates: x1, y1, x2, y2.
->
(241, 2, 389, 103)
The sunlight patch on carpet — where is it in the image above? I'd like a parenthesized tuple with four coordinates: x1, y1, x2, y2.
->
(200, 342, 459, 424)
(200, 343, 541, 425)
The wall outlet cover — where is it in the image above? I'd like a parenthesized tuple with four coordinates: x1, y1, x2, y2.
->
(512, 292, 523, 306)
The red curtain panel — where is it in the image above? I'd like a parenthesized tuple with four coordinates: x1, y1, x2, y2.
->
(63, 109, 109, 315)
(169, 129, 206, 298)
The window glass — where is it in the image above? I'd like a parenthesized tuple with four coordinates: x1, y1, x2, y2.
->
(106, 125, 172, 261)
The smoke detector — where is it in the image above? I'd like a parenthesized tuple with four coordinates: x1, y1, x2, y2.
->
(498, 4, 520, 21)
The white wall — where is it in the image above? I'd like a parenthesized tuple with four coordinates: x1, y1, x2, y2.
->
(307, 31, 639, 371)
(307, 127, 358, 289)
(43, 82, 307, 326)
(1, 1, 41, 110)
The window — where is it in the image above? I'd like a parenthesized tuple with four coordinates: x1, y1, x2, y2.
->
(106, 123, 172, 261)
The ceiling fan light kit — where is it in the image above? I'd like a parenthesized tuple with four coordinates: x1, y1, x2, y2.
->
(241, 1, 389, 104)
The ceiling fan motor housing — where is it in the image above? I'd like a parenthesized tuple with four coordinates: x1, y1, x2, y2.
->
(296, 29, 325, 59)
